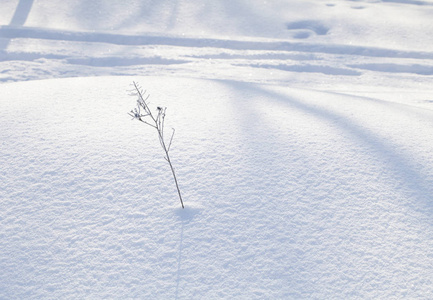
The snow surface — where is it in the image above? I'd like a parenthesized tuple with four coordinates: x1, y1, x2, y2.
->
(1, 0, 433, 299)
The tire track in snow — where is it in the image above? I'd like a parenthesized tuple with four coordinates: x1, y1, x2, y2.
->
(1, 25, 433, 83)
(1, 25, 433, 59)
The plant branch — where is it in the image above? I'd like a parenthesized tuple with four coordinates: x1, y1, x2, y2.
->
(129, 82, 184, 209)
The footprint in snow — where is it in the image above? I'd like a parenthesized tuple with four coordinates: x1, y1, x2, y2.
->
(285, 20, 330, 39)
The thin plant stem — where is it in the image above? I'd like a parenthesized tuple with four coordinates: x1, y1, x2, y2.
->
(129, 82, 184, 209)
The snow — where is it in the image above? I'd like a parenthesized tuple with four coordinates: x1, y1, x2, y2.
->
(1, 0, 433, 298)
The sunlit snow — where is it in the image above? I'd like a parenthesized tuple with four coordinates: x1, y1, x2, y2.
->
(1, 0, 433, 298)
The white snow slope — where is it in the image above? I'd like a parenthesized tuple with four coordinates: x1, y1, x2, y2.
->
(1, 0, 433, 299)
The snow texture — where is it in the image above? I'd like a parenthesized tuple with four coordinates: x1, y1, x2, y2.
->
(1, 0, 433, 299)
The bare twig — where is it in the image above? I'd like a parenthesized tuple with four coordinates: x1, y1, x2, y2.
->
(167, 128, 175, 152)
(129, 82, 184, 209)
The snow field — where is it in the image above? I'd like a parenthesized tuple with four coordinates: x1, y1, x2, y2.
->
(1, 76, 433, 298)
(1, 0, 433, 298)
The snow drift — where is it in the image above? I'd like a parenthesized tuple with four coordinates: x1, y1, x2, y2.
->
(1, 0, 433, 298)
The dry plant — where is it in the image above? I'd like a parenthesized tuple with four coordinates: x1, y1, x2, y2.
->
(128, 82, 184, 209)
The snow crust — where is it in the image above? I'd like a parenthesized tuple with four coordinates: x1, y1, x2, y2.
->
(1, 0, 433, 298)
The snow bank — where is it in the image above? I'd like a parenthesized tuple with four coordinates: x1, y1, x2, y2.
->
(1, 76, 433, 298)
(1, 0, 433, 298)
